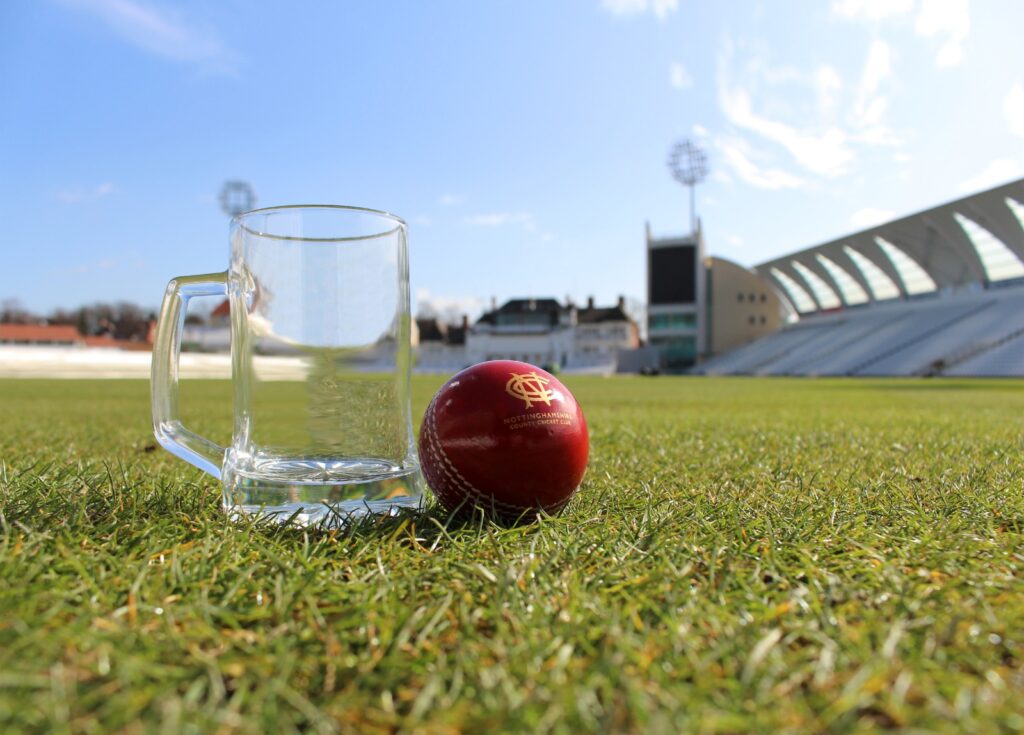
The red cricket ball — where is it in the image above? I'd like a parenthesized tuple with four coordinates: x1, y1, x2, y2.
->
(418, 360, 589, 521)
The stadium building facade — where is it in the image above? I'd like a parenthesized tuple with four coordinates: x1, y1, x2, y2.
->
(415, 297, 640, 373)
(645, 223, 786, 372)
(646, 224, 706, 370)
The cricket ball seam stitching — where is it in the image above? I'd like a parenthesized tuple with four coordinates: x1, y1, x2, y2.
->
(425, 409, 510, 513)
(426, 405, 527, 514)
(426, 401, 544, 515)
(422, 401, 483, 509)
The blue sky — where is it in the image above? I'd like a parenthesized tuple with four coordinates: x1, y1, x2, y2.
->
(2, 0, 1023, 317)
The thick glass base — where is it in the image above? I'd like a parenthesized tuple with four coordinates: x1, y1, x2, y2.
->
(222, 457, 424, 526)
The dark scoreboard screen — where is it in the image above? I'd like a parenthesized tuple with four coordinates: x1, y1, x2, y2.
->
(649, 245, 697, 304)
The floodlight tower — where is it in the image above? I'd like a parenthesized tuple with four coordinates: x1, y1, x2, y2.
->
(667, 139, 708, 234)
(219, 180, 256, 217)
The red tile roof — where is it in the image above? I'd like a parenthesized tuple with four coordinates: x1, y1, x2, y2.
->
(0, 324, 83, 343)
(211, 299, 230, 318)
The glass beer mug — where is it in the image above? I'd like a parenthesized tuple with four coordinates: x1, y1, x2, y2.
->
(151, 205, 424, 523)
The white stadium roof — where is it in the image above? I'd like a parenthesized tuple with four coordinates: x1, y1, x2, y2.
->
(756, 178, 1024, 314)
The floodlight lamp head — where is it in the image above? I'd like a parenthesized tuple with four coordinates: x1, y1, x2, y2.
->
(219, 180, 256, 217)
(667, 139, 708, 188)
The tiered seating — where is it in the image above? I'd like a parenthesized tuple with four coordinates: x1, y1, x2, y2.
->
(698, 284, 1024, 377)
(701, 321, 830, 374)
(842, 300, 989, 375)
(767, 309, 902, 375)
(947, 331, 1024, 376)
(860, 298, 1020, 375)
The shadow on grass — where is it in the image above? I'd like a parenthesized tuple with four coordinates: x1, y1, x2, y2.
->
(235, 497, 556, 547)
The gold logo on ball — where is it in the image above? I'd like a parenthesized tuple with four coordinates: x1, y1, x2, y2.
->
(505, 372, 561, 409)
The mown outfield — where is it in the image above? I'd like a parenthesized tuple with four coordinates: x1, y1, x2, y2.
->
(0, 377, 1022, 733)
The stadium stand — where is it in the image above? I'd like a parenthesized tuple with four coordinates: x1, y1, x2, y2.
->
(697, 284, 1024, 376)
(946, 321, 1024, 376)
(698, 178, 1024, 377)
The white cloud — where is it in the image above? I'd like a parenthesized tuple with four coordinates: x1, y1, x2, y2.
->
(541, 232, 554, 242)
(849, 123, 900, 146)
(832, 0, 969, 70)
(600, 0, 678, 20)
(858, 41, 890, 101)
(915, 0, 969, 68)
(958, 159, 1023, 192)
(463, 212, 534, 227)
(74, 258, 117, 274)
(56, 182, 114, 203)
(602, 0, 645, 14)
(415, 289, 484, 321)
(692, 123, 709, 137)
(439, 193, 464, 206)
(728, 234, 743, 245)
(61, 0, 236, 72)
(850, 207, 895, 228)
(715, 39, 906, 190)
(832, 0, 914, 21)
(815, 65, 842, 116)
(853, 40, 891, 129)
(1005, 83, 1024, 137)
(893, 152, 912, 163)
(859, 98, 889, 127)
(715, 136, 805, 190)
(718, 83, 854, 177)
(670, 62, 693, 90)
(651, 0, 677, 18)
(50, 253, 131, 276)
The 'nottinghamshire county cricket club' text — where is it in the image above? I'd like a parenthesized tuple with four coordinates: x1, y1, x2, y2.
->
(503, 412, 574, 430)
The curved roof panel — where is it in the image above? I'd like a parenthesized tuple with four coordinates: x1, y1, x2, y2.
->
(816, 254, 870, 305)
(875, 237, 937, 295)
(756, 178, 1024, 313)
(1007, 197, 1024, 232)
(791, 261, 842, 309)
(954, 212, 1024, 281)
(769, 268, 816, 313)
(844, 246, 902, 300)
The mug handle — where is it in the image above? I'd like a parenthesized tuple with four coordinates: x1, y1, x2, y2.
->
(151, 272, 229, 478)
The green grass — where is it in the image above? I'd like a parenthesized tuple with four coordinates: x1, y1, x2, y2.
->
(0, 376, 1022, 734)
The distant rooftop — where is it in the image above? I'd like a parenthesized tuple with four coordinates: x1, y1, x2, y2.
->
(475, 297, 632, 329)
(416, 317, 467, 346)
(0, 324, 82, 343)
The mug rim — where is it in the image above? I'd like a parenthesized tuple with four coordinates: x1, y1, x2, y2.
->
(232, 204, 406, 242)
